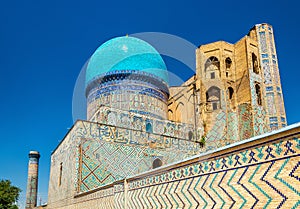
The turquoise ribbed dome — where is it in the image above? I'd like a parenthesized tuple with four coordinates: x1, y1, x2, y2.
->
(85, 36, 168, 86)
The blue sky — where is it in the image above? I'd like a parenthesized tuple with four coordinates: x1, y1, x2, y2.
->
(1, 0, 300, 207)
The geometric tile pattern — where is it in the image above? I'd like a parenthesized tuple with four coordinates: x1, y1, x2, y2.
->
(71, 115, 202, 193)
(78, 138, 184, 192)
(48, 120, 300, 209)
(256, 24, 287, 130)
(126, 157, 300, 208)
(114, 184, 125, 209)
(272, 64, 280, 86)
(93, 106, 195, 140)
(205, 110, 227, 150)
(262, 60, 273, 85)
(74, 187, 115, 208)
(249, 69, 268, 136)
(269, 32, 275, 54)
(247, 68, 269, 137)
(227, 111, 239, 144)
(72, 120, 199, 152)
(266, 92, 277, 115)
(86, 69, 170, 120)
(277, 92, 285, 115)
(126, 137, 300, 209)
(48, 120, 200, 207)
(253, 106, 268, 136)
(259, 31, 267, 53)
(238, 103, 253, 140)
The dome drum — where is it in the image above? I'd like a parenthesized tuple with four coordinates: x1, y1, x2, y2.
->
(85, 70, 169, 98)
(86, 79, 169, 120)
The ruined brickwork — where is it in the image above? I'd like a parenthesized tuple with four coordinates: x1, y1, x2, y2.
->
(169, 23, 286, 151)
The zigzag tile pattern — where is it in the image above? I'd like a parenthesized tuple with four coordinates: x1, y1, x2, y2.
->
(127, 137, 300, 208)
(74, 193, 114, 209)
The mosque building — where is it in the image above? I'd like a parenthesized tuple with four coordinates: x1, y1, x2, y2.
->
(26, 23, 300, 209)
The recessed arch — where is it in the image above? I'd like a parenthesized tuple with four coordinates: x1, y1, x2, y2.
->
(206, 86, 221, 101)
(187, 94, 194, 103)
(152, 158, 163, 169)
(206, 86, 221, 110)
(175, 102, 184, 122)
(225, 57, 232, 69)
(205, 56, 220, 79)
(175, 102, 184, 110)
(255, 83, 262, 105)
(146, 121, 153, 133)
(228, 87, 234, 100)
(188, 131, 194, 140)
(205, 56, 220, 71)
(252, 53, 259, 74)
(168, 109, 173, 120)
(59, 162, 63, 186)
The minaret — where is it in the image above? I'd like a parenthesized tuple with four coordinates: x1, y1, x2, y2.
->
(255, 23, 287, 130)
(25, 151, 40, 209)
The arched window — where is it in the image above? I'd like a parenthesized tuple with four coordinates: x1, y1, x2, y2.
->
(188, 131, 194, 140)
(59, 162, 63, 186)
(168, 109, 173, 120)
(146, 122, 153, 133)
(206, 86, 221, 110)
(107, 111, 116, 125)
(205, 56, 220, 79)
(225, 57, 232, 77)
(255, 83, 262, 105)
(252, 53, 259, 74)
(205, 56, 220, 69)
(228, 87, 234, 100)
(175, 102, 184, 122)
(225, 57, 232, 69)
(152, 158, 163, 169)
